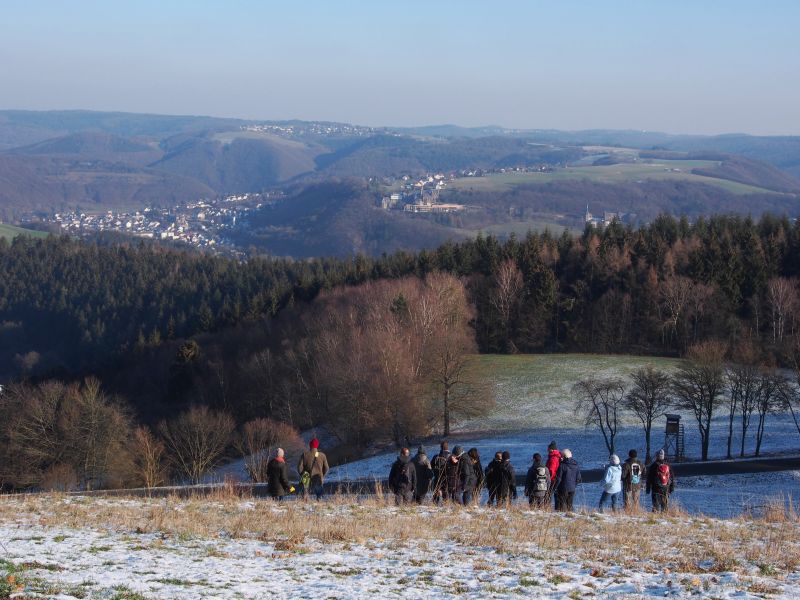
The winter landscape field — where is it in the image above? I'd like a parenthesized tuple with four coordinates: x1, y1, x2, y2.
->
(2, 492, 800, 599)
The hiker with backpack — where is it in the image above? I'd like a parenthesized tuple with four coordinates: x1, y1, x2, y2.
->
(598, 454, 622, 513)
(621, 449, 645, 509)
(431, 441, 450, 505)
(546, 441, 562, 504)
(411, 445, 434, 503)
(466, 448, 484, 505)
(267, 448, 295, 501)
(496, 450, 517, 507)
(388, 447, 417, 504)
(297, 437, 330, 500)
(484, 451, 503, 506)
(524, 453, 551, 509)
(645, 449, 675, 512)
(553, 448, 581, 512)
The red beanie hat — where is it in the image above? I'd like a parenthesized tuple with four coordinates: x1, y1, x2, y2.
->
(310, 438, 320, 449)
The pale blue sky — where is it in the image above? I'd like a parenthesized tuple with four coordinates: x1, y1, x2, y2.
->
(1, 1, 798, 134)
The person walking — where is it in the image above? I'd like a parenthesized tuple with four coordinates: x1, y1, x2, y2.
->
(431, 441, 451, 505)
(645, 449, 675, 513)
(445, 445, 465, 504)
(621, 449, 645, 510)
(546, 441, 562, 481)
(553, 448, 581, 512)
(496, 450, 517, 507)
(388, 447, 417, 505)
(411, 445, 433, 503)
(267, 448, 294, 501)
(524, 453, 551, 509)
(484, 452, 503, 506)
(466, 448, 483, 505)
(297, 437, 329, 500)
(598, 454, 623, 513)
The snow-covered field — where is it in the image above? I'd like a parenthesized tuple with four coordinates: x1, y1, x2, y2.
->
(2, 493, 800, 599)
(325, 354, 800, 487)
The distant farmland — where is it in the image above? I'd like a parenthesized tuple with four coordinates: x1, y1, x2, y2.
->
(447, 159, 782, 195)
(0, 223, 49, 240)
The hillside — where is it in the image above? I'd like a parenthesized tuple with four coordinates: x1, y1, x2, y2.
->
(234, 180, 462, 257)
(10, 131, 161, 167)
(0, 223, 49, 240)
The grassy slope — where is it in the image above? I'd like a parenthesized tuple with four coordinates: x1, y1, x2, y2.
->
(447, 160, 782, 195)
(463, 354, 680, 431)
(0, 223, 49, 240)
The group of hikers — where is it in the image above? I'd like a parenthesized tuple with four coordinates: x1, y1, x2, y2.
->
(266, 438, 677, 513)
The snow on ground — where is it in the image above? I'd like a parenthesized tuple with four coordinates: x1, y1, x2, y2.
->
(1, 494, 799, 599)
(327, 414, 800, 485)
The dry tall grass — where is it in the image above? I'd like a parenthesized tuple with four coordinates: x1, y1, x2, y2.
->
(1, 490, 799, 576)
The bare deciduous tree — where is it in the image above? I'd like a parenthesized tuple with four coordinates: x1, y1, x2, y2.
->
(671, 341, 727, 461)
(131, 426, 167, 489)
(755, 368, 788, 457)
(159, 405, 234, 484)
(767, 277, 798, 344)
(625, 365, 671, 463)
(490, 259, 524, 352)
(574, 377, 626, 455)
(236, 418, 303, 483)
(725, 341, 761, 458)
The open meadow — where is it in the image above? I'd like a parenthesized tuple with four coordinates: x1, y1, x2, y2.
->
(2, 492, 800, 599)
(446, 160, 781, 195)
(0, 224, 49, 241)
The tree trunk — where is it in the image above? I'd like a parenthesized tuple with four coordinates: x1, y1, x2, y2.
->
(443, 387, 450, 438)
(644, 422, 652, 465)
(755, 412, 766, 457)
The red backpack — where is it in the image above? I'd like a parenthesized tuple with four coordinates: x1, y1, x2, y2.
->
(656, 463, 671, 488)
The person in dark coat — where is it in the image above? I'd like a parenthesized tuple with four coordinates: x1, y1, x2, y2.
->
(621, 449, 645, 510)
(444, 445, 465, 503)
(496, 450, 517, 506)
(464, 448, 482, 505)
(267, 448, 294, 500)
(484, 452, 503, 506)
(645, 449, 675, 512)
(388, 447, 417, 504)
(553, 448, 581, 512)
(430, 441, 451, 505)
(297, 438, 329, 500)
(411, 445, 433, 503)
(524, 453, 551, 509)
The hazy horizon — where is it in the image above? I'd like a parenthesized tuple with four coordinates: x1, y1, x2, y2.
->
(2, 1, 799, 136)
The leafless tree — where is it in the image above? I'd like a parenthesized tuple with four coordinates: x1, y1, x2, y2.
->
(767, 277, 798, 344)
(755, 368, 789, 457)
(725, 341, 761, 458)
(131, 426, 167, 489)
(625, 365, 671, 463)
(236, 418, 303, 483)
(671, 341, 727, 461)
(490, 259, 524, 352)
(660, 275, 693, 341)
(574, 377, 626, 455)
(159, 405, 234, 484)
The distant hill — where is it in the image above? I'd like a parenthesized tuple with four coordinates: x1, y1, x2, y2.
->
(151, 131, 324, 195)
(10, 131, 161, 167)
(0, 222, 49, 240)
(233, 180, 463, 257)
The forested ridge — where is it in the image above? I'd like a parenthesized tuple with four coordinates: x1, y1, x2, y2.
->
(3, 213, 800, 380)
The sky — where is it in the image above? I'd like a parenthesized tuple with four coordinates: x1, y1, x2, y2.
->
(1, 1, 799, 135)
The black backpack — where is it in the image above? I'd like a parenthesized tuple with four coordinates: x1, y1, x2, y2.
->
(432, 453, 448, 477)
(398, 461, 414, 491)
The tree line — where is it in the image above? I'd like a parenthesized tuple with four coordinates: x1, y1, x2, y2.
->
(576, 339, 800, 463)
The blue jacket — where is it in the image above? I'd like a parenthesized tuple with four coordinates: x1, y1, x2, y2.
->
(602, 464, 622, 494)
(554, 457, 582, 493)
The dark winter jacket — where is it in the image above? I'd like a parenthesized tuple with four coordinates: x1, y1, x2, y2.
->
(297, 449, 330, 486)
(621, 457, 645, 491)
(484, 458, 502, 496)
(388, 455, 417, 496)
(546, 449, 562, 481)
(525, 461, 551, 498)
(470, 458, 484, 492)
(431, 450, 450, 493)
(554, 457, 581, 494)
(645, 459, 675, 495)
(411, 451, 433, 496)
(461, 455, 478, 492)
(497, 460, 517, 500)
(267, 457, 290, 497)
(445, 454, 464, 495)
